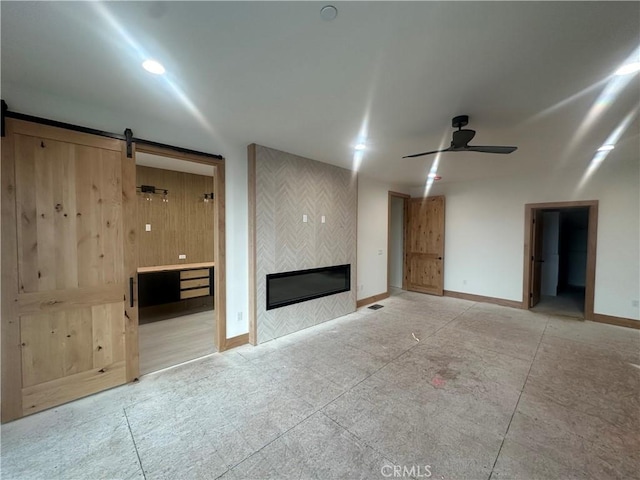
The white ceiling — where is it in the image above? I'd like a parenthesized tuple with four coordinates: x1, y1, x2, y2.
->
(2, 2, 638, 187)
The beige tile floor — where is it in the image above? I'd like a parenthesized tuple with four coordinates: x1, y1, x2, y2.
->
(2, 292, 638, 479)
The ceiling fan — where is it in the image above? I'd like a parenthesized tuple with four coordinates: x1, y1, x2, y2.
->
(403, 115, 517, 158)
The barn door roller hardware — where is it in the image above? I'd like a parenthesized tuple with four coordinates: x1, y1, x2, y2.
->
(1, 100, 7, 137)
(0, 101, 224, 160)
(0, 99, 129, 143)
(124, 128, 133, 158)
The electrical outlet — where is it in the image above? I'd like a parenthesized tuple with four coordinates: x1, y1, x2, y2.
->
(178, 254, 186, 260)
(237, 312, 243, 322)
(378, 249, 383, 255)
(633, 300, 639, 308)
(303, 214, 308, 223)
(321, 215, 326, 224)
(463, 279, 467, 285)
(145, 224, 151, 232)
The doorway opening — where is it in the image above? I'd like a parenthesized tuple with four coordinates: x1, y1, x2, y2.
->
(134, 145, 226, 375)
(523, 201, 597, 319)
(388, 192, 409, 296)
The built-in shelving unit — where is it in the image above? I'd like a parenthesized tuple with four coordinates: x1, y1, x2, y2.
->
(180, 268, 211, 299)
(138, 264, 214, 309)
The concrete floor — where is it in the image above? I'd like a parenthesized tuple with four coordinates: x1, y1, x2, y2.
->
(2, 292, 639, 479)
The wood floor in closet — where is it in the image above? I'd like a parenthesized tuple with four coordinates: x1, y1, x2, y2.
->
(139, 311, 216, 374)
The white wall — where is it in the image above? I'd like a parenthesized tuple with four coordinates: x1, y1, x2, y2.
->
(411, 158, 639, 321)
(357, 175, 410, 300)
(223, 145, 249, 338)
(2, 86, 250, 338)
(389, 196, 404, 288)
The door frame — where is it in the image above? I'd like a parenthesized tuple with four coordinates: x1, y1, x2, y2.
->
(522, 200, 598, 319)
(134, 142, 227, 353)
(387, 191, 410, 292)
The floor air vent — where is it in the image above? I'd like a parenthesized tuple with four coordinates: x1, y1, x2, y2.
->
(368, 304, 384, 310)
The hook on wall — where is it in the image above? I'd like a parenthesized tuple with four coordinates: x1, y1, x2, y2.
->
(137, 185, 169, 202)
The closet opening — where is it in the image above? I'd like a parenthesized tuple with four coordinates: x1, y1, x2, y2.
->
(523, 200, 597, 320)
(134, 146, 225, 374)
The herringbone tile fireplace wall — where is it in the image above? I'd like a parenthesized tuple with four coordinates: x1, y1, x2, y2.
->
(252, 145, 357, 343)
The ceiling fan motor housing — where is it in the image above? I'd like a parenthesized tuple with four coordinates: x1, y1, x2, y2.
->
(452, 115, 469, 129)
(452, 128, 476, 148)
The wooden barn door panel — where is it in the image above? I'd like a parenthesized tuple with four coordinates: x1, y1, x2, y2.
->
(405, 196, 445, 295)
(2, 119, 135, 422)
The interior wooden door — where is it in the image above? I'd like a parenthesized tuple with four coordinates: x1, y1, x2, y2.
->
(405, 196, 445, 295)
(1, 119, 138, 422)
(530, 209, 544, 307)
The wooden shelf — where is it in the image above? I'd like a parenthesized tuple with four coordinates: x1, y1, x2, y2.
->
(137, 262, 215, 273)
(180, 287, 211, 300)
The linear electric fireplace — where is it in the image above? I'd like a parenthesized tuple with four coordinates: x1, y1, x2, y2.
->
(266, 264, 351, 310)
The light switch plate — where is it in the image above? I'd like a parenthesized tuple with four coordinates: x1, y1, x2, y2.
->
(321, 215, 326, 223)
(145, 224, 151, 232)
(303, 214, 308, 223)
(179, 254, 186, 260)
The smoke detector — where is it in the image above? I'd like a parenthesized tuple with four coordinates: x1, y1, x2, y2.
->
(320, 5, 338, 21)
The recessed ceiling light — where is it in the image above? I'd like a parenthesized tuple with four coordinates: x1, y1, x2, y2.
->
(427, 172, 437, 178)
(142, 59, 165, 75)
(615, 62, 640, 76)
(597, 144, 615, 152)
(354, 143, 366, 151)
(320, 5, 338, 21)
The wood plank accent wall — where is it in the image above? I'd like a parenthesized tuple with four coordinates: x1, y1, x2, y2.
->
(136, 165, 214, 267)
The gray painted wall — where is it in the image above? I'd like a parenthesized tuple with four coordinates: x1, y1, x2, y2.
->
(253, 145, 357, 343)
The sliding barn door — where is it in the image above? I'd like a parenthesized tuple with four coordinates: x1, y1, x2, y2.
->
(1, 119, 138, 422)
(405, 196, 445, 295)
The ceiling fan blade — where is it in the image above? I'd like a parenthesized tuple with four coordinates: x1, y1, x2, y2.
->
(465, 145, 518, 154)
(403, 148, 451, 158)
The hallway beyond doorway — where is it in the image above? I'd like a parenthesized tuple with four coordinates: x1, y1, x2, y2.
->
(532, 287, 586, 319)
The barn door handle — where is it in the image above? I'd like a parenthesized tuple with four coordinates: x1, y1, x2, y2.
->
(129, 277, 134, 308)
(438, 257, 442, 260)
